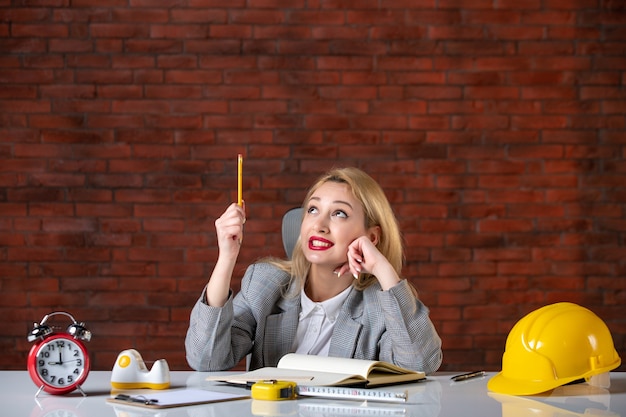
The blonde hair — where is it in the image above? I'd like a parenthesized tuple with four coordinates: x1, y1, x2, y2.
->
(268, 167, 412, 293)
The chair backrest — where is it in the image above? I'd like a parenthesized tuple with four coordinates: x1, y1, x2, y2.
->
(245, 207, 301, 370)
(281, 207, 302, 259)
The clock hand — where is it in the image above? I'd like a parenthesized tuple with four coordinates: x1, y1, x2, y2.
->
(46, 350, 66, 365)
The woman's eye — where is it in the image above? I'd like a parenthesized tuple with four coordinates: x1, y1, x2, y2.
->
(333, 210, 348, 219)
(307, 206, 318, 215)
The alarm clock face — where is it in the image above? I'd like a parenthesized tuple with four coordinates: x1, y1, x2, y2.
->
(28, 334, 90, 395)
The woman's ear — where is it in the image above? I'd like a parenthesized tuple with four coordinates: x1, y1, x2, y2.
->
(368, 225, 381, 246)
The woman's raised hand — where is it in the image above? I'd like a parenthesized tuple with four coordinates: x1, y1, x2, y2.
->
(215, 202, 246, 260)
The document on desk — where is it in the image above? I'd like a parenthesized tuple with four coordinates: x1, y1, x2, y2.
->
(106, 388, 248, 409)
(208, 353, 426, 388)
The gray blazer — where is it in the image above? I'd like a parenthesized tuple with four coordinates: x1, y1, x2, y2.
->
(185, 262, 442, 374)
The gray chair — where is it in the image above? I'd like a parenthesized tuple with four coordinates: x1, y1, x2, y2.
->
(245, 206, 302, 371)
(281, 207, 302, 259)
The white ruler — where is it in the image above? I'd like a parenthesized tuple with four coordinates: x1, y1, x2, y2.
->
(299, 403, 407, 416)
(296, 385, 408, 403)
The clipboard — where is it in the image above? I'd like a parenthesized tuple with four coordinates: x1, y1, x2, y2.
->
(106, 388, 249, 409)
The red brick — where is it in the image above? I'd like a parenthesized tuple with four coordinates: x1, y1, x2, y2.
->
(125, 40, 180, 55)
(478, 219, 534, 233)
(91, 23, 150, 38)
(41, 85, 97, 98)
(408, 116, 450, 131)
(571, 115, 625, 129)
(423, 131, 477, 144)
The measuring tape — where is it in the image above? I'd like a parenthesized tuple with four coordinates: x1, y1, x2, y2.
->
(251, 380, 408, 403)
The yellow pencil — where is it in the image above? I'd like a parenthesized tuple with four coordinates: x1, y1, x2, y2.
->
(237, 154, 243, 206)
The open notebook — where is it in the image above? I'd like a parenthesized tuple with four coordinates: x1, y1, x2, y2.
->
(208, 353, 426, 388)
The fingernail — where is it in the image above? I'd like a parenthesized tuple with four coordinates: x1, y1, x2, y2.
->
(353, 273, 358, 279)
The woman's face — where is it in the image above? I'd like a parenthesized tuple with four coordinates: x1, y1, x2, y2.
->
(300, 181, 370, 269)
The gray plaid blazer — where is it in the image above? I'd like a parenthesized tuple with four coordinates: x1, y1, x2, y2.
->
(185, 262, 442, 374)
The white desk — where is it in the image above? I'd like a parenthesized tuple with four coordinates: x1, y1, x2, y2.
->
(5, 370, 625, 417)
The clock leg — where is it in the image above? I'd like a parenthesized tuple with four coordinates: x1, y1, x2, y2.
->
(76, 384, 87, 397)
(35, 385, 45, 398)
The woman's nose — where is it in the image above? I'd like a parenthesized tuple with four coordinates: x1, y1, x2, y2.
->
(313, 216, 329, 233)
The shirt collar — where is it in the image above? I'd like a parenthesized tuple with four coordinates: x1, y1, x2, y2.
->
(300, 285, 353, 323)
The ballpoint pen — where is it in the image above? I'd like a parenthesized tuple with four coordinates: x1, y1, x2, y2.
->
(114, 394, 159, 405)
(451, 371, 486, 382)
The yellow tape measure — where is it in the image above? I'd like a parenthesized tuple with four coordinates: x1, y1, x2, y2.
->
(251, 380, 408, 403)
(251, 380, 297, 401)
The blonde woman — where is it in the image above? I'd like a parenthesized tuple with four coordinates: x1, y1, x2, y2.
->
(185, 167, 442, 374)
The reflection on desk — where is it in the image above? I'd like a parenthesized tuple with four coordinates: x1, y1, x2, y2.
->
(246, 380, 441, 417)
(490, 382, 621, 417)
(5, 370, 624, 417)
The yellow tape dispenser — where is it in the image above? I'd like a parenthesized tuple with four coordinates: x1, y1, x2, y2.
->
(110, 349, 170, 390)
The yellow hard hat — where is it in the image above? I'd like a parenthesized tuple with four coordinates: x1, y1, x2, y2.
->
(488, 302, 621, 396)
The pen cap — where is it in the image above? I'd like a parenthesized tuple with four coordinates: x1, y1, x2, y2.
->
(488, 302, 621, 396)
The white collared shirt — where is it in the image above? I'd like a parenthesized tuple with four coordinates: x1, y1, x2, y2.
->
(292, 285, 353, 356)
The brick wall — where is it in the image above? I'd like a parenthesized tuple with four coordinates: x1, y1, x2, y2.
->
(1, 1, 624, 373)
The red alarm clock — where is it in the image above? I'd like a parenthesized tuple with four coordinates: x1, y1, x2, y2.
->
(27, 311, 91, 396)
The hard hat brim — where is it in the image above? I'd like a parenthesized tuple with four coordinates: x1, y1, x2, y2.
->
(487, 357, 621, 396)
(487, 372, 583, 396)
